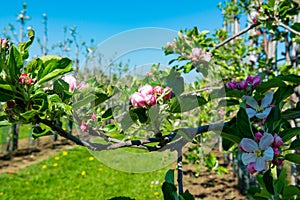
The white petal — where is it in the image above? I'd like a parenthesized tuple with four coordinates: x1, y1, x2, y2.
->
(243, 96, 258, 109)
(240, 138, 258, 152)
(256, 107, 272, 119)
(262, 92, 274, 108)
(259, 133, 274, 150)
(254, 157, 266, 171)
(242, 153, 257, 165)
(246, 108, 257, 118)
(263, 147, 274, 161)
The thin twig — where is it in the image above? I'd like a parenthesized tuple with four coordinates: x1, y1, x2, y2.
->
(211, 23, 260, 51)
(278, 21, 300, 36)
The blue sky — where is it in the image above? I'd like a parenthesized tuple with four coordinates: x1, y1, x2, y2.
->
(0, 0, 224, 75)
(1, 1, 223, 48)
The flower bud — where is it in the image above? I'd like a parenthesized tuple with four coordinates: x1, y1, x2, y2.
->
(273, 147, 281, 157)
(245, 162, 257, 174)
(273, 134, 283, 147)
(7, 101, 15, 108)
(238, 80, 248, 90)
(91, 113, 97, 121)
(145, 95, 156, 106)
(153, 86, 163, 95)
(130, 92, 147, 108)
(27, 78, 34, 85)
(226, 81, 237, 90)
(272, 158, 283, 166)
(80, 123, 88, 132)
(252, 76, 261, 87)
(163, 87, 172, 101)
(138, 84, 154, 96)
(254, 132, 263, 142)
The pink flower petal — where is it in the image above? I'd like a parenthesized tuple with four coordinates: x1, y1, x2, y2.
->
(240, 138, 258, 152)
(242, 153, 256, 165)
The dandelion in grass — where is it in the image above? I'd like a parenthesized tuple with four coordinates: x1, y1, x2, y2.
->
(98, 168, 103, 172)
(54, 156, 60, 160)
(62, 151, 68, 156)
(81, 171, 86, 176)
(53, 163, 58, 167)
(41, 165, 47, 169)
(88, 156, 94, 161)
(154, 192, 159, 196)
(0, 192, 3, 196)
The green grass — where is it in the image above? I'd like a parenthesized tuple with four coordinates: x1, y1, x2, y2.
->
(0, 124, 32, 145)
(0, 146, 170, 200)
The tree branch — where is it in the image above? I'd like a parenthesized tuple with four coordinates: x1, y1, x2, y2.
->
(211, 23, 260, 51)
(278, 21, 300, 36)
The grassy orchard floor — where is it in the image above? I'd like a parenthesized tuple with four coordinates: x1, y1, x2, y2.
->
(1, 125, 32, 145)
(0, 146, 167, 200)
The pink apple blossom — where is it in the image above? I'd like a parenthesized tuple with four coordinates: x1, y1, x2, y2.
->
(254, 132, 263, 142)
(130, 92, 147, 108)
(245, 162, 257, 174)
(163, 87, 172, 101)
(91, 113, 97, 121)
(153, 86, 163, 95)
(80, 123, 88, 132)
(138, 84, 154, 96)
(62, 75, 77, 92)
(272, 134, 283, 147)
(239, 133, 274, 172)
(226, 81, 238, 90)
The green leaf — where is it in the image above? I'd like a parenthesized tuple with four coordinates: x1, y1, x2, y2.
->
(263, 169, 274, 195)
(162, 182, 178, 200)
(275, 168, 286, 195)
(32, 125, 53, 139)
(20, 110, 37, 121)
(102, 108, 113, 119)
(0, 84, 15, 102)
(24, 58, 43, 79)
(255, 78, 286, 94)
(218, 99, 240, 107)
(73, 94, 96, 110)
(164, 70, 184, 95)
(169, 95, 206, 113)
(36, 56, 73, 85)
(120, 111, 136, 131)
(165, 169, 175, 184)
(268, 0, 275, 7)
(0, 120, 11, 127)
(279, 127, 300, 142)
(278, 74, 300, 84)
(284, 154, 300, 164)
(54, 79, 69, 94)
(283, 186, 300, 198)
(133, 107, 148, 123)
(237, 107, 253, 138)
(273, 85, 294, 105)
(7, 45, 23, 82)
(289, 138, 300, 150)
(180, 190, 194, 200)
(18, 29, 35, 60)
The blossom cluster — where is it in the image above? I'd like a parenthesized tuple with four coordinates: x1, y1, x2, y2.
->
(238, 132, 283, 174)
(19, 73, 34, 85)
(189, 48, 212, 63)
(226, 75, 261, 91)
(130, 84, 172, 108)
(62, 75, 89, 92)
